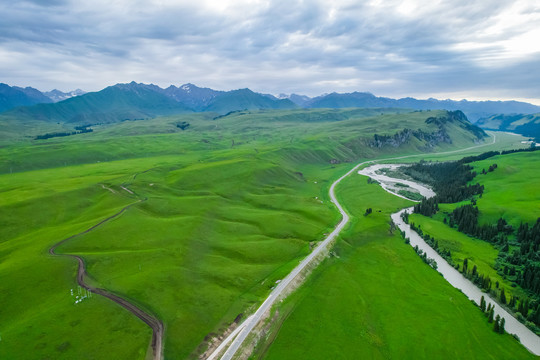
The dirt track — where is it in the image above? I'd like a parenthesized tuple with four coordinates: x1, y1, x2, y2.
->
(49, 199, 164, 360)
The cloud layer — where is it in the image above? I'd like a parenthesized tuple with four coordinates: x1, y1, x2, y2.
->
(1, 0, 539, 103)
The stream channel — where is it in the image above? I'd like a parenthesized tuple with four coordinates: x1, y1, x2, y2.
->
(359, 164, 540, 356)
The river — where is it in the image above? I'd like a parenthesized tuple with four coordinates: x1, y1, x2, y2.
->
(359, 164, 540, 356)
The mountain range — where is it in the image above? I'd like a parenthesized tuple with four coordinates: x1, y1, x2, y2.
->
(44, 89, 86, 102)
(1, 81, 540, 124)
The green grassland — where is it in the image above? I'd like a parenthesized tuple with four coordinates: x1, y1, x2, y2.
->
(257, 167, 534, 359)
(0, 108, 529, 359)
(470, 151, 540, 225)
(407, 151, 540, 303)
(408, 213, 527, 303)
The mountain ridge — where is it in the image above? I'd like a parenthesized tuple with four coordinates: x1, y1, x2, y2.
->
(1, 81, 539, 124)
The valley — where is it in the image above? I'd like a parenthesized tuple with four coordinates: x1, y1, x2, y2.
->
(3, 2, 540, 359)
(0, 106, 536, 359)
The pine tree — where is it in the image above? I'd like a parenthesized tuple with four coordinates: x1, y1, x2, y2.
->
(500, 288, 506, 304)
(494, 314, 500, 332)
(499, 317, 505, 334)
(488, 308, 494, 323)
(509, 295, 516, 308)
(480, 296, 486, 312)
(521, 299, 529, 317)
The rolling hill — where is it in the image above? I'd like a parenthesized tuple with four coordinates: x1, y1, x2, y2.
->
(476, 113, 540, 140)
(0, 106, 530, 360)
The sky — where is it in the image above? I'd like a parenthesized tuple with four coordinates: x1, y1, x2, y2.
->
(1, 0, 540, 104)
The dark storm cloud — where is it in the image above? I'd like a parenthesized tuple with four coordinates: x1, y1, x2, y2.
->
(0, 0, 538, 103)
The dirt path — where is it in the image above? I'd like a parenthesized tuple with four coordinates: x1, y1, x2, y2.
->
(49, 199, 164, 360)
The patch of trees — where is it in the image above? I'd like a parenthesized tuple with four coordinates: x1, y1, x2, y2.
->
(501, 146, 540, 155)
(364, 208, 373, 216)
(412, 245, 438, 270)
(447, 204, 512, 244)
(413, 197, 439, 217)
(34, 126, 93, 140)
(479, 296, 506, 334)
(176, 121, 190, 130)
(406, 161, 484, 216)
(212, 110, 245, 120)
(459, 151, 500, 164)
(513, 220, 540, 297)
(457, 147, 540, 166)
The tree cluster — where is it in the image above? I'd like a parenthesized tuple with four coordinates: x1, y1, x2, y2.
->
(176, 121, 190, 130)
(34, 127, 93, 140)
(412, 245, 438, 270)
(448, 204, 512, 244)
(479, 296, 506, 334)
(405, 161, 484, 217)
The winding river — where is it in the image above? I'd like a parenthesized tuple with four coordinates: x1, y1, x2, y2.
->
(360, 163, 540, 356)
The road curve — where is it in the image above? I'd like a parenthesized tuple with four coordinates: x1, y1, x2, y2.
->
(214, 132, 500, 360)
(49, 199, 164, 360)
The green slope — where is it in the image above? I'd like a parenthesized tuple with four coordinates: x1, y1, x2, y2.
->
(477, 113, 540, 140)
(258, 163, 535, 360)
(0, 108, 523, 359)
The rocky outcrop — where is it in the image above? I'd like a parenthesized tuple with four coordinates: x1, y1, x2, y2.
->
(369, 110, 485, 149)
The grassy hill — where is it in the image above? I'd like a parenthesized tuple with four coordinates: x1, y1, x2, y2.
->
(0, 108, 530, 359)
(477, 113, 540, 141)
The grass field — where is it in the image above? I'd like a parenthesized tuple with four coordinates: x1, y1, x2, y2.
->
(257, 167, 535, 359)
(470, 151, 540, 225)
(404, 150, 540, 323)
(0, 108, 530, 359)
(408, 213, 528, 303)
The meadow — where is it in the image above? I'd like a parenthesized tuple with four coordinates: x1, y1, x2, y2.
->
(405, 150, 540, 327)
(0, 108, 529, 359)
(257, 161, 535, 359)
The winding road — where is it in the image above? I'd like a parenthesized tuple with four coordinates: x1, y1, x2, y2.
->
(49, 199, 164, 360)
(211, 131, 506, 359)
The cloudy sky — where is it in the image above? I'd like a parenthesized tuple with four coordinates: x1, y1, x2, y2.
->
(1, 0, 539, 103)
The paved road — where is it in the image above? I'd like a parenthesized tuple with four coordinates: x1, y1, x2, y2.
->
(210, 132, 501, 360)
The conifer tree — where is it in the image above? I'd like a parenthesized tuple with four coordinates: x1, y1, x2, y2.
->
(494, 314, 500, 332)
